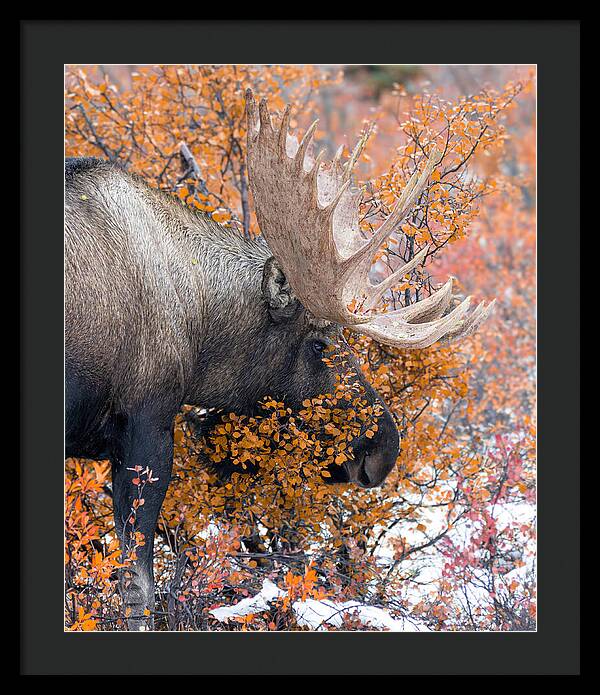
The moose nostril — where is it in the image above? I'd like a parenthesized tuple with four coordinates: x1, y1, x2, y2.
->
(362, 449, 396, 488)
(357, 462, 371, 487)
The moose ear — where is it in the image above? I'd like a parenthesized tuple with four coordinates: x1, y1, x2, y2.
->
(261, 256, 300, 322)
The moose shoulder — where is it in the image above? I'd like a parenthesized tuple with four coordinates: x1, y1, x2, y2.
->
(65, 92, 493, 630)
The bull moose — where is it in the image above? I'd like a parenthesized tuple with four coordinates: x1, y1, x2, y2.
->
(65, 90, 494, 629)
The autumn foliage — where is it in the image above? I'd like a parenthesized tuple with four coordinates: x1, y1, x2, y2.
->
(65, 64, 536, 631)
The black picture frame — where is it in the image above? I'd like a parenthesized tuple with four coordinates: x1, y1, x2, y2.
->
(20, 19, 580, 675)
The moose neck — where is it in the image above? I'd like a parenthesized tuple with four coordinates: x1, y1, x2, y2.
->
(171, 211, 272, 410)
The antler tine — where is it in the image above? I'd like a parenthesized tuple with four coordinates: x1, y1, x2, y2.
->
(441, 299, 497, 344)
(357, 295, 473, 350)
(245, 89, 495, 347)
(343, 148, 441, 276)
(333, 144, 345, 166)
(258, 98, 275, 140)
(311, 149, 326, 177)
(245, 88, 259, 140)
(278, 104, 292, 158)
(398, 278, 455, 324)
(363, 245, 430, 312)
(343, 122, 375, 183)
(295, 119, 319, 172)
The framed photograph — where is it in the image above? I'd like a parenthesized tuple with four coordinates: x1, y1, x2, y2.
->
(21, 20, 579, 676)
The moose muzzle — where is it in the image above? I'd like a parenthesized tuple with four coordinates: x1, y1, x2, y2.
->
(343, 409, 400, 488)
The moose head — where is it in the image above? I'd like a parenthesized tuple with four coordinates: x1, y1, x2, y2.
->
(231, 90, 496, 487)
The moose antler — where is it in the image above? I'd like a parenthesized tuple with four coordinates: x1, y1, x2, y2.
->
(245, 90, 495, 348)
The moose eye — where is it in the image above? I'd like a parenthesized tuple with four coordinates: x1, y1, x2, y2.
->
(311, 340, 328, 357)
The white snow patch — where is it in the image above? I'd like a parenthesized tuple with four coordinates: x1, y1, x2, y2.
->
(293, 598, 430, 631)
(210, 579, 430, 631)
(210, 579, 285, 621)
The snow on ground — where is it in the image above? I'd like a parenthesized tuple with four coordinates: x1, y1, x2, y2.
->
(210, 579, 431, 631)
(208, 496, 535, 630)
(293, 598, 430, 631)
(374, 496, 536, 617)
(210, 579, 285, 621)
